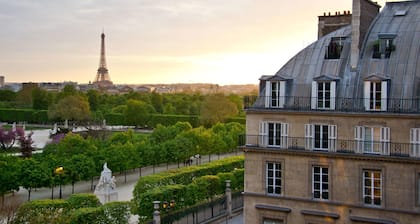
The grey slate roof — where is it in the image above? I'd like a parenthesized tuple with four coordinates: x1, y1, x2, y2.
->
(264, 0, 420, 100)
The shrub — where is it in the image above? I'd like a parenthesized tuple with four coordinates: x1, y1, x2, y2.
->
(13, 199, 70, 224)
(67, 193, 101, 209)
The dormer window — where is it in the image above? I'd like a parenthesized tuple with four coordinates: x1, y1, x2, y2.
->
(363, 75, 389, 111)
(373, 34, 396, 59)
(311, 76, 337, 110)
(264, 80, 286, 108)
(325, 37, 346, 59)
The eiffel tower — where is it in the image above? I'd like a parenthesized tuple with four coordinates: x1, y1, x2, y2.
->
(93, 32, 113, 87)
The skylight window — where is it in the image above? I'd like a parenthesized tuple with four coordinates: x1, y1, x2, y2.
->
(394, 9, 407, 16)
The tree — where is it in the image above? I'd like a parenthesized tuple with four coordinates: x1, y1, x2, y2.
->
(32, 87, 50, 110)
(65, 154, 96, 193)
(48, 95, 91, 122)
(0, 155, 20, 203)
(18, 158, 50, 201)
(0, 89, 16, 102)
(200, 94, 238, 127)
(86, 89, 100, 111)
(123, 99, 155, 127)
(0, 127, 21, 150)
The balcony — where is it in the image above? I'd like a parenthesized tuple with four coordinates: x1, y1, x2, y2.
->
(244, 96, 420, 114)
(240, 135, 420, 159)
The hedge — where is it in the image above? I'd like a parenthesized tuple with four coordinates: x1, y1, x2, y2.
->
(133, 156, 244, 197)
(134, 169, 244, 219)
(13, 199, 70, 224)
(67, 193, 101, 209)
(104, 113, 199, 127)
(0, 108, 48, 123)
(132, 158, 244, 218)
(12, 194, 130, 224)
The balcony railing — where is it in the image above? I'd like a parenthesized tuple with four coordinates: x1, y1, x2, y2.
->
(244, 96, 420, 114)
(240, 135, 420, 158)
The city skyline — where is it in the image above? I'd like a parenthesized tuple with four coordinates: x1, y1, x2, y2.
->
(0, 0, 390, 85)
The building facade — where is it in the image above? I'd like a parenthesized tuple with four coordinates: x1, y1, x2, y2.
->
(242, 0, 420, 223)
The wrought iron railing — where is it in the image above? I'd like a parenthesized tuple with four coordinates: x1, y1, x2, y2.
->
(244, 96, 420, 114)
(240, 135, 420, 158)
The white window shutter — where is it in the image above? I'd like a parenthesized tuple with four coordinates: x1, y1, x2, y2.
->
(330, 81, 336, 110)
(259, 121, 268, 147)
(281, 123, 289, 148)
(364, 81, 371, 111)
(265, 81, 271, 108)
(305, 124, 314, 150)
(311, 81, 317, 109)
(380, 127, 390, 155)
(279, 81, 286, 108)
(410, 128, 420, 157)
(354, 126, 364, 153)
(328, 125, 337, 152)
(381, 81, 388, 111)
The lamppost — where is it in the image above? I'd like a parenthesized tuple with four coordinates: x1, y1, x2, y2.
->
(54, 166, 64, 199)
(152, 200, 176, 224)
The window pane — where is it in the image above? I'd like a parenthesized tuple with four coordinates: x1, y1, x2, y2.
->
(322, 192, 329, 199)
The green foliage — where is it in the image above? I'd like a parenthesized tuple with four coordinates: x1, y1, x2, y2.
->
(0, 155, 20, 197)
(68, 207, 103, 224)
(124, 99, 155, 127)
(131, 156, 244, 215)
(66, 194, 101, 209)
(13, 195, 130, 224)
(13, 199, 70, 224)
(200, 94, 239, 127)
(48, 95, 91, 122)
(0, 108, 48, 123)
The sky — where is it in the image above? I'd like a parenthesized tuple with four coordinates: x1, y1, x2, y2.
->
(0, 0, 390, 85)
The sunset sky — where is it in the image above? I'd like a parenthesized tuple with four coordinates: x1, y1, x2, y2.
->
(0, 0, 390, 85)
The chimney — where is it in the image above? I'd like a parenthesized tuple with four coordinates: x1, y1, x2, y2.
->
(350, 0, 380, 70)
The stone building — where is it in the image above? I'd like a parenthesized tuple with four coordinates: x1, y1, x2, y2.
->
(242, 0, 420, 223)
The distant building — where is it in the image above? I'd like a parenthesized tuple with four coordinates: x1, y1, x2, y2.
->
(242, 0, 420, 223)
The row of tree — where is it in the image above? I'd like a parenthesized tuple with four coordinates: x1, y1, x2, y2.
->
(0, 122, 244, 202)
(0, 85, 244, 127)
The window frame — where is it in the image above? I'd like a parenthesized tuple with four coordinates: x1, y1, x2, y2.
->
(364, 80, 388, 111)
(305, 124, 337, 151)
(410, 128, 420, 157)
(311, 81, 336, 110)
(266, 161, 282, 196)
(260, 121, 289, 148)
(362, 170, 382, 207)
(265, 80, 286, 108)
(312, 166, 329, 200)
(354, 126, 390, 155)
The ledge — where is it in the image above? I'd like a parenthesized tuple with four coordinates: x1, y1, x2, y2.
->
(350, 215, 395, 224)
(255, 204, 291, 213)
(301, 209, 340, 219)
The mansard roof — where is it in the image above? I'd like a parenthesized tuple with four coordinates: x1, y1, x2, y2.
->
(266, 0, 420, 100)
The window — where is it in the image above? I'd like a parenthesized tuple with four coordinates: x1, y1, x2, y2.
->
(364, 81, 387, 111)
(363, 170, 382, 206)
(355, 126, 390, 155)
(263, 218, 283, 224)
(260, 122, 289, 148)
(265, 81, 286, 108)
(313, 166, 329, 200)
(410, 128, 420, 157)
(373, 38, 395, 59)
(266, 162, 282, 195)
(305, 124, 337, 151)
(325, 37, 345, 59)
(311, 81, 336, 110)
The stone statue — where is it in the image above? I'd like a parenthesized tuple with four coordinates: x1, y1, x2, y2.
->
(94, 162, 118, 204)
